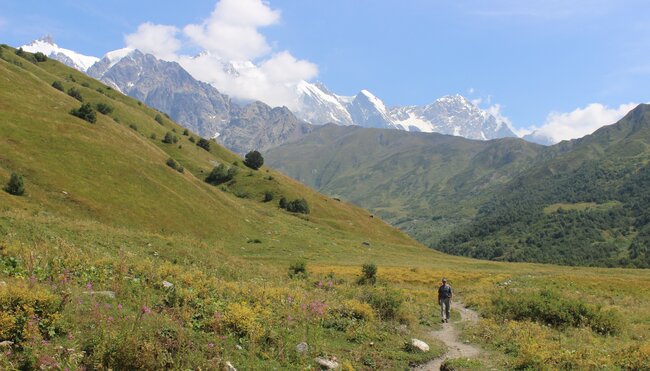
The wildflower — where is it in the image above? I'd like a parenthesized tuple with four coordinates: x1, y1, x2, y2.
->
(107, 316, 114, 322)
(287, 295, 293, 304)
(85, 282, 93, 290)
(208, 343, 215, 348)
(67, 332, 74, 341)
(117, 303, 123, 310)
(141, 305, 152, 315)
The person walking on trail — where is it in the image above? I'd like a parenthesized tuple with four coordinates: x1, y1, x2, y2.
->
(438, 278, 453, 323)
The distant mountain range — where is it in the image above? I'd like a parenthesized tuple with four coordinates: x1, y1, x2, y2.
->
(22, 37, 519, 150)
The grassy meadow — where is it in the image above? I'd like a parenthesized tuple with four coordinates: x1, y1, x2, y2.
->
(0, 46, 649, 369)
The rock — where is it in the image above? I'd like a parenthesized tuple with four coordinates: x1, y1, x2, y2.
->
(226, 361, 237, 371)
(235, 344, 243, 350)
(315, 357, 339, 369)
(296, 342, 309, 353)
(0, 340, 14, 347)
(162, 280, 174, 288)
(362, 241, 370, 246)
(82, 291, 115, 298)
(0, 281, 6, 287)
(410, 338, 430, 352)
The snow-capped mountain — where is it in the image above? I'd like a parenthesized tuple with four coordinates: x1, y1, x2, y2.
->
(293, 82, 517, 140)
(390, 95, 516, 140)
(21, 36, 99, 72)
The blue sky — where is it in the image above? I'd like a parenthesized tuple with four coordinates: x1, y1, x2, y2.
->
(1, 0, 649, 140)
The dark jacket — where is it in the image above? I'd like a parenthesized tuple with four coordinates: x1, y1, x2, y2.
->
(438, 284, 452, 300)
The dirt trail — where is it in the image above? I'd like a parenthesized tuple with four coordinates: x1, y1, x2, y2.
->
(413, 301, 481, 371)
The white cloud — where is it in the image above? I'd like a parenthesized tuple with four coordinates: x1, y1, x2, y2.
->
(525, 102, 637, 143)
(124, 0, 317, 110)
(124, 22, 181, 61)
(485, 103, 516, 132)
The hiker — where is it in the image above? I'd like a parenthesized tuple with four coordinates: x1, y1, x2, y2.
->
(438, 278, 452, 323)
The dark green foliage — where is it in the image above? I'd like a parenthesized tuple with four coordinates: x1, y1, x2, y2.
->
(67, 87, 83, 102)
(244, 150, 264, 170)
(129, 124, 138, 131)
(182, 129, 189, 136)
(489, 289, 623, 335)
(33, 52, 47, 62)
(150, 133, 157, 140)
(51, 81, 64, 91)
(189, 136, 196, 143)
(166, 158, 184, 173)
(95, 102, 114, 115)
(286, 198, 310, 214)
(15, 48, 37, 63)
(288, 261, 307, 279)
(247, 238, 262, 244)
(70, 103, 96, 123)
(81, 82, 90, 88)
(263, 191, 274, 202)
(364, 288, 403, 320)
(154, 114, 164, 125)
(205, 164, 237, 185)
(4, 173, 25, 196)
(279, 197, 288, 209)
(137, 101, 142, 106)
(357, 263, 377, 285)
(196, 138, 210, 151)
(162, 132, 174, 144)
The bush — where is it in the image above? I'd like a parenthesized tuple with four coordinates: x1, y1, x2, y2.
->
(286, 198, 310, 214)
(490, 289, 623, 335)
(263, 191, 274, 202)
(51, 80, 64, 91)
(67, 87, 83, 102)
(0, 282, 61, 343)
(166, 158, 184, 173)
(15, 48, 36, 63)
(33, 52, 48, 62)
(288, 261, 307, 279)
(357, 263, 377, 285)
(150, 133, 157, 140)
(4, 173, 25, 196)
(70, 103, 96, 123)
(96, 102, 114, 115)
(182, 129, 189, 136)
(279, 197, 288, 209)
(189, 136, 196, 143)
(205, 164, 237, 185)
(129, 124, 138, 131)
(154, 114, 165, 125)
(364, 288, 403, 320)
(196, 138, 210, 151)
(222, 302, 262, 339)
(244, 150, 264, 170)
(162, 132, 174, 144)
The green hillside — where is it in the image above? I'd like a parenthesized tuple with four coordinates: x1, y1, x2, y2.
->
(440, 104, 650, 267)
(265, 124, 544, 245)
(1, 46, 649, 370)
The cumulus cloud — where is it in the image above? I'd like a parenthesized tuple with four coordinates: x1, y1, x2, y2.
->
(124, 0, 317, 110)
(485, 103, 516, 132)
(524, 102, 637, 144)
(124, 22, 181, 61)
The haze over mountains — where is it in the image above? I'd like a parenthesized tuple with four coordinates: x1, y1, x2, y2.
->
(22, 37, 519, 149)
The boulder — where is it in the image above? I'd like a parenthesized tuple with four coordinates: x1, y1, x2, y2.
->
(315, 356, 340, 369)
(162, 280, 174, 288)
(226, 361, 237, 371)
(0, 340, 14, 347)
(410, 338, 430, 352)
(296, 342, 309, 353)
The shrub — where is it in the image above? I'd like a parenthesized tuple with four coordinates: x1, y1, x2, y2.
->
(222, 302, 262, 338)
(129, 124, 138, 131)
(244, 150, 264, 170)
(15, 48, 36, 62)
(205, 164, 237, 185)
(286, 198, 310, 214)
(154, 114, 165, 125)
(150, 133, 157, 140)
(196, 138, 210, 151)
(33, 52, 47, 62)
(70, 103, 96, 123)
(95, 102, 114, 115)
(0, 282, 61, 343)
(288, 261, 307, 279)
(357, 263, 377, 285)
(189, 136, 196, 143)
(166, 158, 183, 173)
(263, 191, 274, 202)
(81, 82, 90, 88)
(51, 80, 64, 91)
(337, 300, 376, 321)
(182, 129, 189, 136)
(279, 196, 288, 209)
(162, 132, 174, 144)
(67, 87, 83, 102)
(4, 173, 25, 196)
(490, 289, 623, 335)
(364, 288, 403, 320)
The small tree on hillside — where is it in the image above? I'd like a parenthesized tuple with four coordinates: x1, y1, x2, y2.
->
(70, 103, 96, 123)
(286, 198, 310, 214)
(205, 164, 237, 185)
(4, 173, 25, 196)
(244, 150, 264, 170)
(155, 114, 165, 125)
(95, 102, 114, 115)
(67, 87, 83, 102)
(263, 191, 274, 202)
(357, 263, 377, 285)
(279, 196, 288, 209)
(51, 81, 64, 91)
(34, 52, 47, 62)
(162, 132, 174, 144)
(196, 138, 211, 151)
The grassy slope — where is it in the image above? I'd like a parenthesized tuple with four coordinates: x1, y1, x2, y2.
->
(265, 124, 544, 245)
(0, 47, 649, 370)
